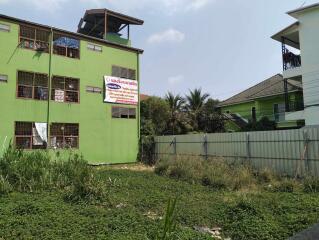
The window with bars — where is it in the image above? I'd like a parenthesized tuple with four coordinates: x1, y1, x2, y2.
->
(19, 25, 50, 52)
(112, 107, 136, 119)
(15, 122, 47, 149)
(17, 71, 48, 100)
(50, 123, 79, 149)
(51, 76, 79, 103)
(112, 66, 136, 80)
(53, 33, 80, 59)
(87, 43, 102, 52)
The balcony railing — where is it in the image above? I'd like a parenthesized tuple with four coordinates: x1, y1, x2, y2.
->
(287, 101, 304, 112)
(282, 48, 301, 71)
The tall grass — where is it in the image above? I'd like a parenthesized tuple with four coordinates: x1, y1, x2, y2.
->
(0, 145, 108, 202)
(155, 156, 305, 192)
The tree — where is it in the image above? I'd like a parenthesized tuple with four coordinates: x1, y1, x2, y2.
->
(165, 92, 186, 135)
(198, 98, 225, 133)
(140, 96, 170, 135)
(185, 88, 210, 131)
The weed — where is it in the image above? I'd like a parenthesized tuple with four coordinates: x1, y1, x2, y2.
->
(304, 177, 319, 193)
(158, 197, 178, 240)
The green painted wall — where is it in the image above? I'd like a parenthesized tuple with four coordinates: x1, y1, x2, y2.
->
(0, 19, 140, 164)
(220, 93, 303, 131)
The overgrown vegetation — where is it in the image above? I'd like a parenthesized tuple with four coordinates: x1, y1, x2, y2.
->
(1, 168, 319, 239)
(0, 145, 107, 202)
(1, 146, 319, 239)
(155, 156, 316, 193)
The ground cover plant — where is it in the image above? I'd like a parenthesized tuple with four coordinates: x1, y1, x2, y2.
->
(0, 150, 319, 239)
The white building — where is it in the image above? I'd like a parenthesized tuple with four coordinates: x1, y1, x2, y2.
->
(272, 3, 319, 126)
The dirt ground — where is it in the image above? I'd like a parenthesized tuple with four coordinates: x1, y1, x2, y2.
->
(96, 163, 154, 172)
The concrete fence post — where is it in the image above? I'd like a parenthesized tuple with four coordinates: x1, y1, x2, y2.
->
(246, 132, 251, 165)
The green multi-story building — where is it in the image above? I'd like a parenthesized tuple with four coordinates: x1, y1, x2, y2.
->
(0, 9, 144, 164)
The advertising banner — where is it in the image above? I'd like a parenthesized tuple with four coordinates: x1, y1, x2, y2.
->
(104, 76, 138, 105)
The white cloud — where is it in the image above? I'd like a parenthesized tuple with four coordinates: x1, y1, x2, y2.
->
(0, 0, 212, 13)
(0, 0, 67, 11)
(80, 0, 213, 13)
(29, 0, 67, 11)
(168, 74, 184, 85)
(147, 28, 185, 44)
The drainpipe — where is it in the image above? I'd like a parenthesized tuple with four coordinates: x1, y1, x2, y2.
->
(46, 28, 53, 148)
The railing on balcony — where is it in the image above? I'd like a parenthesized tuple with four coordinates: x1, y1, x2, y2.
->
(282, 48, 301, 71)
(281, 37, 301, 71)
(287, 101, 304, 112)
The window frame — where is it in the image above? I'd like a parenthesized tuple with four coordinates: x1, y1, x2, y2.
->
(0, 23, 10, 32)
(14, 121, 47, 150)
(53, 32, 80, 59)
(112, 106, 136, 119)
(51, 75, 80, 103)
(50, 123, 79, 149)
(16, 70, 49, 101)
(19, 24, 50, 53)
(112, 65, 136, 80)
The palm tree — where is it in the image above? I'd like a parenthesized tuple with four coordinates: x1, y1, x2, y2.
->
(186, 88, 210, 131)
(165, 92, 185, 134)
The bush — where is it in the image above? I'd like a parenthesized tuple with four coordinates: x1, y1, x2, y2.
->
(0, 145, 108, 202)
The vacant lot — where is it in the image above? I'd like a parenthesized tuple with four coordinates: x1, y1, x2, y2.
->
(0, 165, 319, 240)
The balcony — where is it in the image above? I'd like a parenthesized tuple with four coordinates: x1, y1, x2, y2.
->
(285, 101, 305, 122)
(281, 39, 302, 78)
(282, 48, 301, 70)
(287, 101, 304, 112)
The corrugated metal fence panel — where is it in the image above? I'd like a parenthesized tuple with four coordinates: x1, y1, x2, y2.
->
(206, 132, 247, 163)
(307, 127, 319, 176)
(155, 135, 174, 160)
(154, 126, 319, 177)
(175, 134, 205, 156)
(248, 129, 305, 176)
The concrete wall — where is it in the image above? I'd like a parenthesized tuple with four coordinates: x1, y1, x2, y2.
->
(0, 19, 140, 164)
(296, 9, 319, 125)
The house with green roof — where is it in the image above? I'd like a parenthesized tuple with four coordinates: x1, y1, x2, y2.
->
(218, 74, 305, 131)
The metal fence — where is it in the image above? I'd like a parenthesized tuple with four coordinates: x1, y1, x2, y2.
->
(155, 127, 319, 177)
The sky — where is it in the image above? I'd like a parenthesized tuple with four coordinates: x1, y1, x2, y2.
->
(0, 0, 317, 100)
